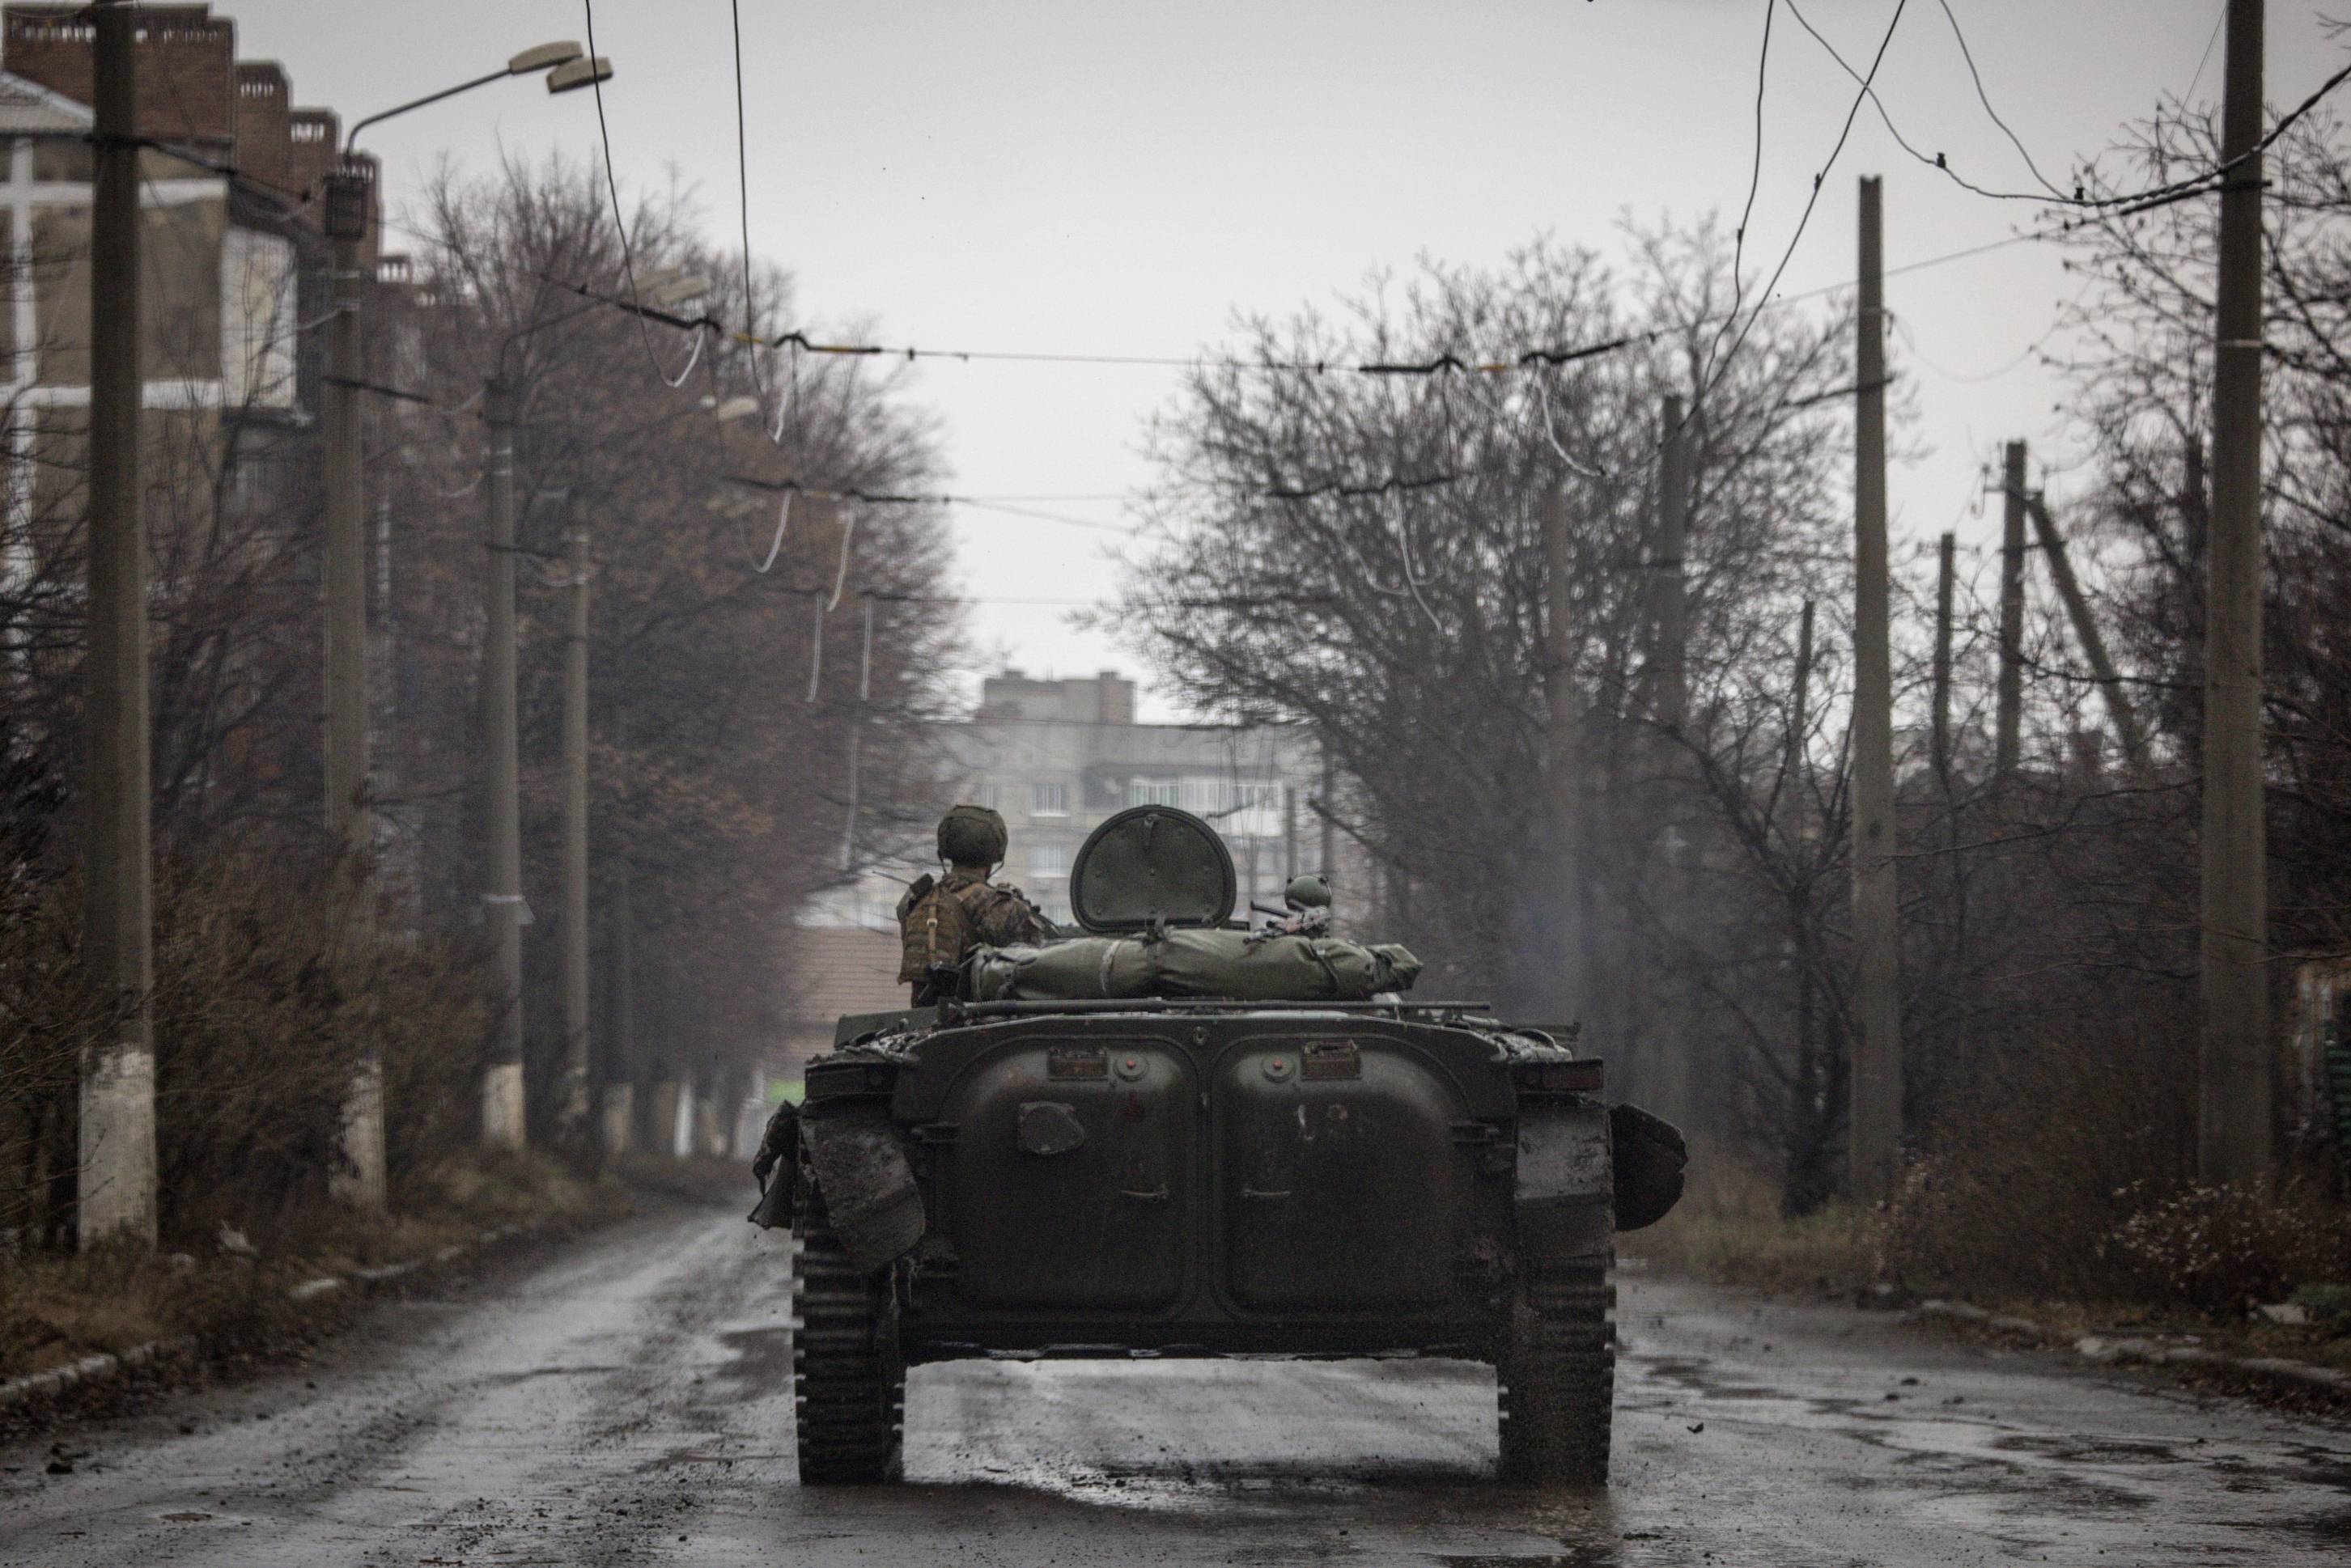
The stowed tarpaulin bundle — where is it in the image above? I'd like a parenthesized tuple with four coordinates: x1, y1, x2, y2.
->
(965, 928, 1422, 1004)
(967, 803, 1421, 1002)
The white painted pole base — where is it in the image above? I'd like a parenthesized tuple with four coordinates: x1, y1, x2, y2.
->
(672, 1083, 697, 1160)
(481, 1062, 527, 1151)
(329, 1057, 388, 1212)
(79, 1045, 157, 1249)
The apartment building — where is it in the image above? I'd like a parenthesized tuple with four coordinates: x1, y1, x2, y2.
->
(0, 6, 384, 471)
(781, 670, 1356, 1081)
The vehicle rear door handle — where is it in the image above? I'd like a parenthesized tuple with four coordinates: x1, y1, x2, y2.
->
(1118, 1184, 1171, 1203)
(1240, 1185, 1292, 1201)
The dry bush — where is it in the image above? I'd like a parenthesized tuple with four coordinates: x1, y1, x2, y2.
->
(2104, 1180, 2351, 1313)
(151, 852, 499, 1243)
(2, 850, 497, 1252)
(0, 859, 100, 1249)
(148, 854, 371, 1239)
(1887, 1011, 2192, 1301)
(373, 937, 494, 1191)
(1626, 1142, 1883, 1295)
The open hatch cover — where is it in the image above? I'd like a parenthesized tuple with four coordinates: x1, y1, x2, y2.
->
(1067, 805, 1237, 933)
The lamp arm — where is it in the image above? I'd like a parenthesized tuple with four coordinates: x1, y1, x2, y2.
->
(345, 67, 511, 155)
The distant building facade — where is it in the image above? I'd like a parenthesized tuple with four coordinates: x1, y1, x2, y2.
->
(0, 6, 432, 878)
(783, 669, 1360, 1080)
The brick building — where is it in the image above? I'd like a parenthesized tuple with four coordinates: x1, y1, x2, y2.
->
(0, 5, 406, 816)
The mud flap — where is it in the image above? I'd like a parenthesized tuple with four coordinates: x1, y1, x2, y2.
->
(747, 1102, 800, 1231)
(800, 1104, 925, 1273)
(1514, 1100, 1615, 1260)
(1608, 1103, 1687, 1232)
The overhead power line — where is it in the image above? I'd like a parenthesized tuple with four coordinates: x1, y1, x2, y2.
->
(1704, 0, 1780, 395)
(1933, 0, 2070, 201)
(580, 0, 699, 387)
(1684, 0, 1912, 434)
(1811, 0, 2351, 212)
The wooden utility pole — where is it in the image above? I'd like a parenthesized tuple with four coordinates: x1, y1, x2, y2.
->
(481, 380, 527, 1148)
(1848, 176, 1903, 1206)
(2026, 495, 2148, 770)
(79, 0, 156, 1248)
(2200, 0, 2271, 1184)
(1931, 533, 1956, 793)
(1996, 441, 2028, 785)
(560, 525, 592, 1142)
(1543, 488, 1586, 1024)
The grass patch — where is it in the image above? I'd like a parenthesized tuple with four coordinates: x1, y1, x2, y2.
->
(1623, 1151, 1883, 1298)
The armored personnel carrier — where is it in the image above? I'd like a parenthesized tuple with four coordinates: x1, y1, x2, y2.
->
(762, 805, 1685, 1486)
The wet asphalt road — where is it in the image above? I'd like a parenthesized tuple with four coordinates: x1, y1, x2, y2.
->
(2, 1204, 2346, 1567)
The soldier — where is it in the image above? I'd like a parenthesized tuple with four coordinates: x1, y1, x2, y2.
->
(897, 804, 1054, 1005)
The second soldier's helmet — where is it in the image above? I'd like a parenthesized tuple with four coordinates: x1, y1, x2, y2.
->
(938, 803, 1009, 866)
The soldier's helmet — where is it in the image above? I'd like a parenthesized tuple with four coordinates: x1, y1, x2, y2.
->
(937, 803, 1009, 866)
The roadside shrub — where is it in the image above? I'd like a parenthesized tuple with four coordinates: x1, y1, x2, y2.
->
(1886, 1012, 2189, 1300)
(0, 862, 95, 1250)
(374, 934, 493, 1192)
(150, 854, 371, 1239)
(2, 848, 493, 1252)
(2103, 1180, 2351, 1314)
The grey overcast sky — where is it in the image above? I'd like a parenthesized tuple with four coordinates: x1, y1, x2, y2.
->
(200, 2, 2342, 715)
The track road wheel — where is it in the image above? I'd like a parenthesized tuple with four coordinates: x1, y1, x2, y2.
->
(1496, 1248, 1615, 1485)
(792, 1184, 904, 1485)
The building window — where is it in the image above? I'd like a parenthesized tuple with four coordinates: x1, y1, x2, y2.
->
(1031, 781, 1069, 816)
(1237, 781, 1283, 814)
(1127, 778, 1182, 808)
(1030, 843, 1068, 881)
(971, 783, 999, 810)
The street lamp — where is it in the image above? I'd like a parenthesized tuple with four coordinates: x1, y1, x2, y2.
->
(318, 41, 616, 1184)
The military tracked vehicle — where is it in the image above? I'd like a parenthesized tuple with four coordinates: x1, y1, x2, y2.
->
(762, 805, 1686, 1486)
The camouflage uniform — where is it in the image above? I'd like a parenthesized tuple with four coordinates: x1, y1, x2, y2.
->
(897, 805, 1055, 1005)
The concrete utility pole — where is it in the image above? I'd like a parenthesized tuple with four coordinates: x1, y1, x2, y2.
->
(79, 0, 156, 1248)
(1931, 532, 1956, 794)
(2183, 435, 2209, 748)
(1784, 600, 1816, 824)
(560, 524, 592, 1142)
(1543, 487, 1586, 1025)
(1848, 176, 1903, 1206)
(600, 706, 636, 1159)
(1655, 394, 1695, 1131)
(481, 380, 527, 1148)
(2026, 495, 2148, 771)
(1996, 441, 2028, 785)
(1283, 765, 1298, 883)
(321, 176, 371, 887)
(1318, 738, 1338, 879)
(320, 166, 386, 1212)
(2200, 0, 2271, 1184)
(1655, 395, 1689, 736)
